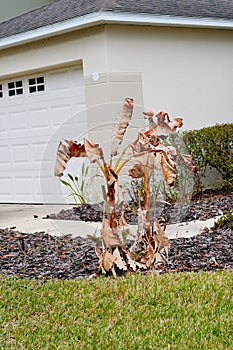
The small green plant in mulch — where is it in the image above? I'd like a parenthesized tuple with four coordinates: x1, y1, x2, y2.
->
(215, 211, 233, 230)
(60, 163, 90, 205)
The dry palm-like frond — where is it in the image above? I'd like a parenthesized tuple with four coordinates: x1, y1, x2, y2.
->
(95, 246, 106, 274)
(124, 251, 137, 271)
(153, 218, 170, 262)
(54, 98, 197, 277)
(128, 163, 144, 178)
(176, 153, 198, 173)
(153, 218, 170, 253)
(54, 139, 86, 177)
(111, 98, 134, 157)
(84, 138, 103, 163)
(156, 111, 170, 124)
(118, 207, 135, 242)
(102, 251, 116, 272)
(143, 111, 156, 128)
(168, 117, 183, 130)
(101, 218, 121, 249)
(129, 216, 170, 269)
(162, 145, 197, 174)
(141, 243, 156, 268)
(145, 111, 183, 137)
(112, 247, 128, 271)
(131, 151, 155, 170)
(124, 132, 147, 155)
(153, 143, 197, 175)
(160, 151, 177, 186)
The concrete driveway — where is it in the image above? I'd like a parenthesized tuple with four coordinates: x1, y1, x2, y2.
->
(0, 203, 219, 240)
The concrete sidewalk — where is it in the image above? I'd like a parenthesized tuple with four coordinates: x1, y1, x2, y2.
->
(0, 204, 220, 240)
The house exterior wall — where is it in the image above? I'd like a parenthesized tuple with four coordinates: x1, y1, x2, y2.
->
(0, 23, 232, 132)
(0, 25, 144, 144)
(104, 25, 233, 130)
(1, 22, 232, 202)
(0, 0, 55, 23)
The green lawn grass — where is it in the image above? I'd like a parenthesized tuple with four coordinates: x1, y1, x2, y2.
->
(0, 271, 232, 349)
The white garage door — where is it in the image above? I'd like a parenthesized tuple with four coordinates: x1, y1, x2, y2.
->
(0, 66, 88, 203)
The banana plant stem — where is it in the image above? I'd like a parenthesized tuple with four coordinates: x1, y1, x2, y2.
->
(113, 153, 124, 172)
(116, 158, 131, 175)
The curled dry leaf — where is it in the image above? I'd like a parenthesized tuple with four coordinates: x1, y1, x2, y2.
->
(145, 112, 183, 137)
(95, 246, 102, 259)
(112, 247, 127, 271)
(118, 209, 128, 227)
(156, 111, 170, 124)
(124, 132, 152, 155)
(145, 244, 156, 268)
(54, 139, 86, 177)
(153, 218, 170, 255)
(143, 111, 155, 128)
(101, 218, 121, 249)
(177, 153, 198, 173)
(162, 146, 197, 174)
(132, 151, 155, 170)
(147, 135, 159, 147)
(118, 209, 128, 242)
(102, 251, 116, 272)
(160, 151, 177, 186)
(125, 252, 137, 271)
(111, 98, 134, 157)
(169, 117, 183, 130)
(143, 111, 154, 118)
(128, 163, 144, 178)
(95, 246, 106, 274)
(84, 138, 103, 163)
(156, 145, 197, 174)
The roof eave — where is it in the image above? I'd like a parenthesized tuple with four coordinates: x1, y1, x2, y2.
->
(1, 11, 233, 50)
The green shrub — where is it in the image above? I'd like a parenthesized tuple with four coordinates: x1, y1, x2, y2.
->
(214, 212, 233, 230)
(183, 123, 233, 192)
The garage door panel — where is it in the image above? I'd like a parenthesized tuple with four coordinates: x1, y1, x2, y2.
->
(0, 66, 87, 203)
(30, 108, 50, 131)
(0, 177, 11, 195)
(15, 177, 33, 195)
(11, 144, 32, 165)
(50, 105, 73, 127)
(0, 145, 10, 165)
(0, 115, 7, 135)
(32, 142, 50, 163)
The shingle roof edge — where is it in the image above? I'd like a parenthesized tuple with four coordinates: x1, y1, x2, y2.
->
(1, 11, 233, 50)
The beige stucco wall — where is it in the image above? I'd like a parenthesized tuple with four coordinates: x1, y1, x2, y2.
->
(0, 25, 144, 148)
(0, 23, 232, 132)
(104, 25, 233, 130)
(1, 22, 232, 199)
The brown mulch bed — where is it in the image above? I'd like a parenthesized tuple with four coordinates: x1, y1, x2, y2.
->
(0, 192, 232, 280)
(0, 224, 232, 280)
(46, 194, 233, 225)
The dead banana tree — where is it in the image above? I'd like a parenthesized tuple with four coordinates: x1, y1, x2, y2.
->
(54, 98, 197, 276)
